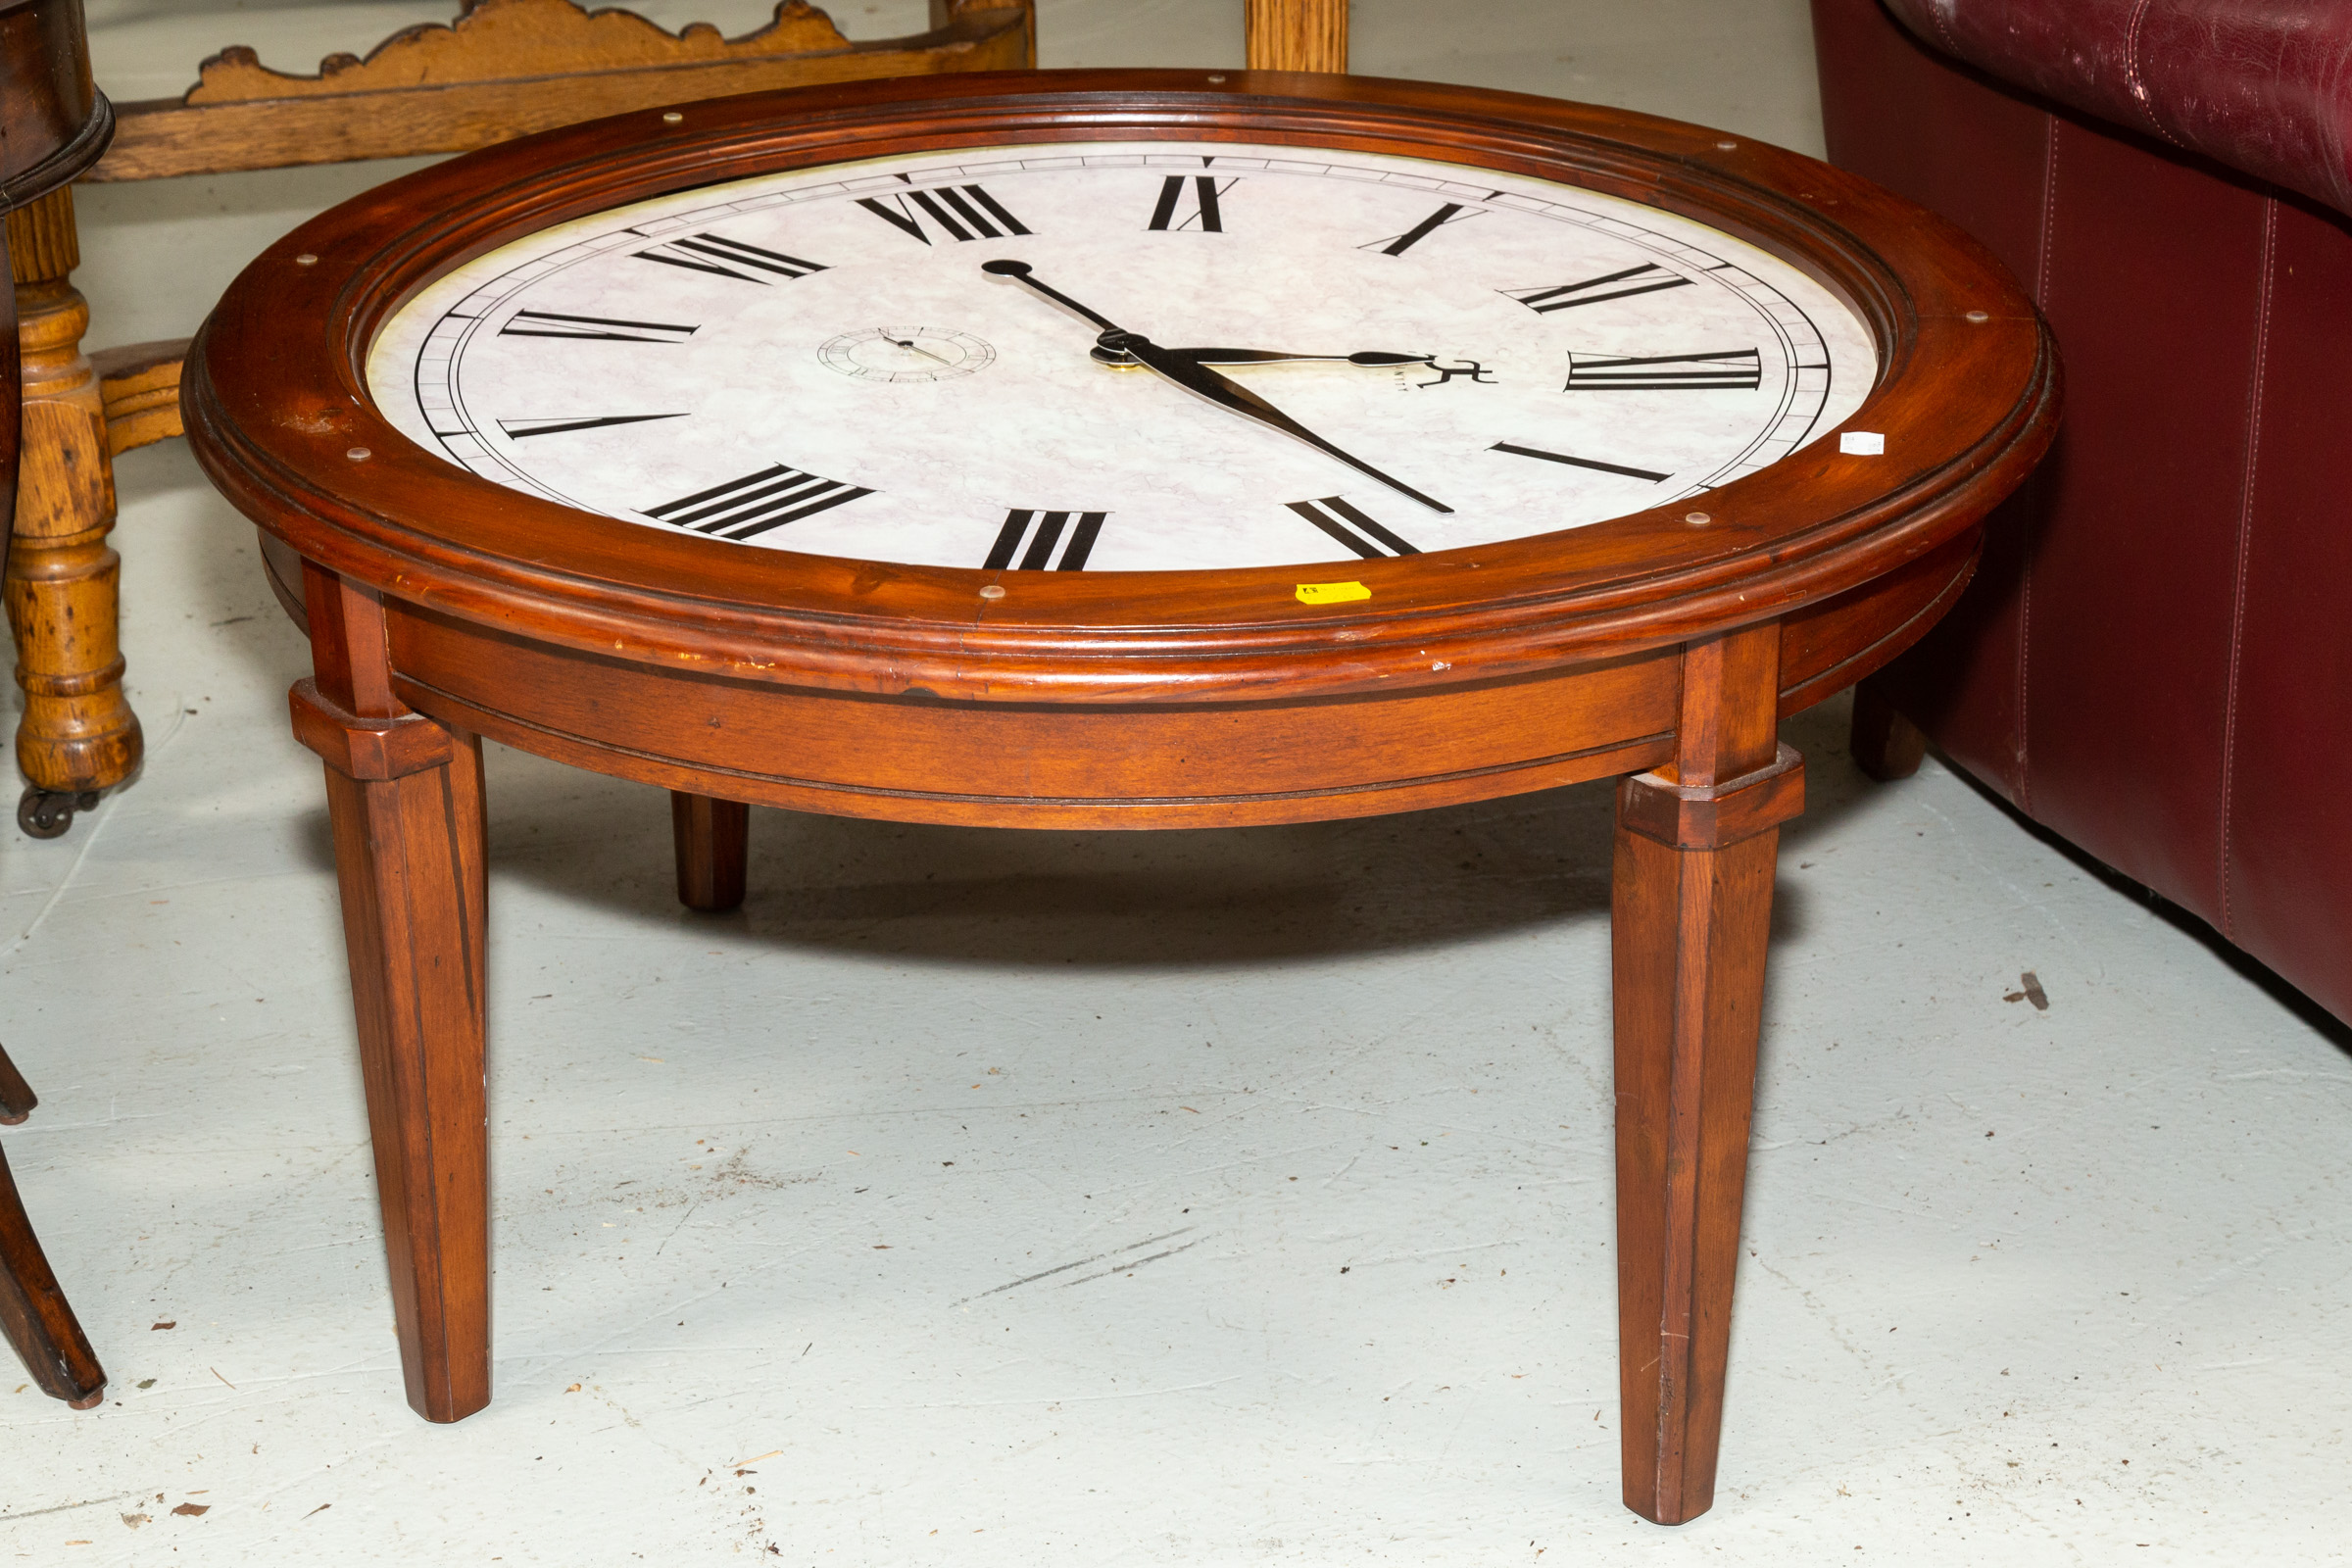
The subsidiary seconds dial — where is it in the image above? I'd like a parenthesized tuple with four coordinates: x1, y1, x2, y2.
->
(368, 139, 1878, 573)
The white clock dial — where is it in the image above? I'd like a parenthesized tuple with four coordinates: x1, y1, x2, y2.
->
(367, 139, 1878, 573)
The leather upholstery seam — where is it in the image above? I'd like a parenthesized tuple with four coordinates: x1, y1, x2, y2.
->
(2217, 198, 2278, 943)
(2121, 0, 2186, 149)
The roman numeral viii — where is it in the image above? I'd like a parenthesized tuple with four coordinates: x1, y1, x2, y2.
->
(1148, 175, 1238, 232)
(498, 310, 698, 344)
(1288, 497, 1421, 559)
(1502, 263, 1692, 313)
(1566, 348, 1762, 391)
(642, 464, 873, 542)
(985, 510, 1105, 571)
(632, 233, 828, 284)
(858, 185, 1032, 245)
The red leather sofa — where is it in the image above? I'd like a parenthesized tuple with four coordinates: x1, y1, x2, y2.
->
(1812, 0, 2352, 1028)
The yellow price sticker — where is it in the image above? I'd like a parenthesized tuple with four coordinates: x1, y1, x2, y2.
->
(1295, 580, 1371, 605)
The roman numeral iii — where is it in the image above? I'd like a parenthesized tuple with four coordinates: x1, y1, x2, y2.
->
(631, 233, 828, 284)
(1502, 264, 1693, 313)
(1565, 348, 1762, 391)
(858, 185, 1033, 245)
(1287, 497, 1421, 559)
(641, 464, 873, 542)
(498, 310, 698, 344)
(985, 510, 1106, 571)
(1148, 175, 1239, 232)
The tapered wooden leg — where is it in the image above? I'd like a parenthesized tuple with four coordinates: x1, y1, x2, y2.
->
(292, 564, 490, 1423)
(671, 792, 749, 912)
(1848, 675, 1926, 782)
(0, 1044, 107, 1409)
(1611, 624, 1803, 1525)
(6, 191, 141, 836)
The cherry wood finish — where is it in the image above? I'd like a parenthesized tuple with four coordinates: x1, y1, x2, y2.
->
(672, 792, 751, 912)
(0, 0, 110, 1409)
(184, 71, 2056, 1520)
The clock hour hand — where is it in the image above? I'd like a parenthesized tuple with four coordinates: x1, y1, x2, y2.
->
(1089, 345, 1437, 368)
(1108, 331, 1453, 514)
(980, 258, 1124, 333)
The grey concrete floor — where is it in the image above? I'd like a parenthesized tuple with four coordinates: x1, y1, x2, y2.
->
(5, 3, 2349, 1563)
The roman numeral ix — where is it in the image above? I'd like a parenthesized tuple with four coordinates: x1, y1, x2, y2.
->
(632, 232, 828, 284)
(1148, 175, 1239, 232)
(498, 310, 698, 344)
(642, 464, 873, 542)
(1363, 202, 1485, 257)
(1288, 496, 1421, 559)
(1502, 264, 1693, 313)
(985, 509, 1105, 571)
(858, 185, 1032, 246)
(1566, 348, 1762, 391)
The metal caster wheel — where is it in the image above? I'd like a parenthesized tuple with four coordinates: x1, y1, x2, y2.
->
(17, 788, 100, 840)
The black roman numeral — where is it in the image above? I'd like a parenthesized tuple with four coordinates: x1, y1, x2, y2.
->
(631, 233, 828, 284)
(1363, 202, 1484, 257)
(1148, 175, 1238, 232)
(1565, 348, 1762, 391)
(498, 414, 686, 439)
(858, 185, 1033, 246)
(642, 464, 873, 541)
(984, 510, 1106, 571)
(1287, 496, 1421, 559)
(1502, 264, 1692, 313)
(1490, 442, 1669, 482)
(499, 311, 698, 344)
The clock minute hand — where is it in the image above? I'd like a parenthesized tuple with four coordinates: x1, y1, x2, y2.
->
(1110, 332, 1453, 514)
(1089, 345, 1437, 368)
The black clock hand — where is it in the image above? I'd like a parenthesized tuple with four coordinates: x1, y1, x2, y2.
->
(1089, 345, 1437, 368)
(1110, 331, 1453, 514)
(985, 259, 1450, 514)
(883, 333, 955, 367)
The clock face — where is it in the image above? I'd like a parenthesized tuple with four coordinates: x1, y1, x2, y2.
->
(368, 139, 1878, 574)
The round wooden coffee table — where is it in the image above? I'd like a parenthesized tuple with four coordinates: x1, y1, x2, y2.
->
(184, 69, 2054, 1523)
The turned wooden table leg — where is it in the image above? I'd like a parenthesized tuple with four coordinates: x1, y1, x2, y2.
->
(6, 189, 140, 839)
(0, 1044, 107, 1409)
(671, 792, 749, 912)
(1848, 674, 1927, 782)
(292, 563, 491, 1423)
(1611, 623, 1804, 1525)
